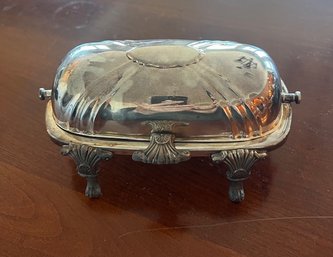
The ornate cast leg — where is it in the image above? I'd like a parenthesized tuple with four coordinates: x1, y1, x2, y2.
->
(132, 121, 190, 164)
(61, 144, 112, 198)
(211, 149, 267, 203)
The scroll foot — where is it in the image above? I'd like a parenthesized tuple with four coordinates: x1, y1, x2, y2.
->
(61, 144, 112, 198)
(211, 149, 267, 202)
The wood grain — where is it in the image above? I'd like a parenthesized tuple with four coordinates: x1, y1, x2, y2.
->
(0, 0, 332, 256)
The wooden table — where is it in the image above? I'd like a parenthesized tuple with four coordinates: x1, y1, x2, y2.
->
(0, 0, 332, 256)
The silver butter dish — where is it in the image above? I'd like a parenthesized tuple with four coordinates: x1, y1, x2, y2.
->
(39, 40, 301, 202)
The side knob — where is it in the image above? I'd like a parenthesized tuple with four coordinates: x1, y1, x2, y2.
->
(281, 91, 301, 104)
(38, 88, 52, 100)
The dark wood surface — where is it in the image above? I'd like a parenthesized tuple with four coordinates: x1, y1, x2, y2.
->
(1, 0, 332, 256)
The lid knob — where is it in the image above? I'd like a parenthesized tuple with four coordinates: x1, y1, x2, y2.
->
(281, 91, 301, 104)
(39, 88, 52, 100)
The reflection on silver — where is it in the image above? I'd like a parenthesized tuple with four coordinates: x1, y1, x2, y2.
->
(49, 40, 286, 141)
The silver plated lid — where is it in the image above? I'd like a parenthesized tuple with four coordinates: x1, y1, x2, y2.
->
(50, 40, 292, 141)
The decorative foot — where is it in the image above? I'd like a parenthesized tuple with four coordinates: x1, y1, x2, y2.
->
(132, 121, 190, 164)
(61, 144, 112, 198)
(211, 149, 267, 203)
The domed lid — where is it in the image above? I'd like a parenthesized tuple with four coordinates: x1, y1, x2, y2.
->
(51, 40, 282, 141)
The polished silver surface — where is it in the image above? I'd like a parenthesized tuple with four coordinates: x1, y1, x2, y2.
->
(50, 40, 284, 141)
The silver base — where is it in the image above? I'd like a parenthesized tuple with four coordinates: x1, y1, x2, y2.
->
(45, 101, 291, 202)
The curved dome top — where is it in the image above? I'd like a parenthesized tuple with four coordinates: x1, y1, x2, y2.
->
(51, 40, 282, 141)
